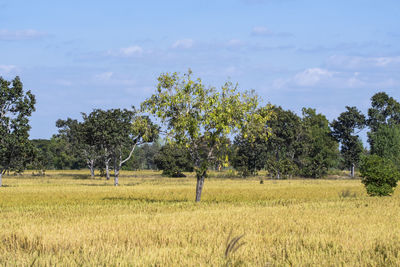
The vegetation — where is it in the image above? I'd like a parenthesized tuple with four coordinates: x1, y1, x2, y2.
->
(1, 172, 400, 266)
(331, 106, 366, 177)
(142, 70, 272, 201)
(360, 154, 400, 196)
(0, 76, 36, 186)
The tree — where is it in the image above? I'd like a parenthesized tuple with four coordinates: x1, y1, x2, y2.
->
(231, 135, 267, 177)
(264, 106, 302, 179)
(298, 108, 339, 178)
(154, 143, 193, 177)
(367, 92, 400, 134)
(56, 118, 99, 178)
(331, 106, 366, 177)
(142, 70, 272, 202)
(360, 154, 400, 196)
(0, 76, 36, 186)
(368, 124, 400, 168)
(85, 109, 158, 186)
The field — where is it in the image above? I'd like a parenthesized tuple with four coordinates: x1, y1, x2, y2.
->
(1, 170, 399, 266)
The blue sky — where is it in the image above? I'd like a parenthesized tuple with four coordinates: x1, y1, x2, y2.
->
(1, 0, 400, 139)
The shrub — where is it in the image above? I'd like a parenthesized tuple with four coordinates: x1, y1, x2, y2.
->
(360, 155, 400, 196)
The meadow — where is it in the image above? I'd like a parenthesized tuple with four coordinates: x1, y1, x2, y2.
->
(0, 170, 399, 266)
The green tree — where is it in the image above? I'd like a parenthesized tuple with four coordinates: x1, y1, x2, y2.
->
(154, 143, 193, 177)
(85, 109, 159, 185)
(299, 108, 339, 178)
(56, 118, 100, 178)
(360, 154, 400, 196)
(369, 124, 400, 168)
(142, 70, 272, 202)
(265, 106, 302, 179)
(231, 135, 267, 177)
(0, 76, 36, 186)
(367, 92, 400, 134)
(331, 106, 366, 177)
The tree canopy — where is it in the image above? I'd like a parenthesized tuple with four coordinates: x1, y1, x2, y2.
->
(0, 76, 36, 186)
(142, 70, 273, 201)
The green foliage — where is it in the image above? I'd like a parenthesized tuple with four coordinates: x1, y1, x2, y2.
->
(265, 106, 302, 178)
(367, 92, 400, 133)
(0, 76, 36, 179)
(82, 108, 159, 184)
(231, 135, 267, 177)
(331, 106, 366, 172)
(360, 154, 400, 196)
(298, 108, 339, 178)
(142, 70, 272, 201)
(154, 144, 193, 177)
(123, 142, 161, 170)
(369, 124, 400, 168)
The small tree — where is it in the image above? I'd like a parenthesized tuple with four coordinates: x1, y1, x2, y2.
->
(142, 70, 272, 202)
(154, 143, 193, 177)
(0, 76, 36, 186)
(360, 154, 400, 196)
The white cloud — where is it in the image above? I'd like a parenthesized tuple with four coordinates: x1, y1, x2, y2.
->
(272, 66, 399, 91)
(172, 39, 194, 49)
(0, 29, 47, 41)
(120, 45, 143, 56)
(293, 68, 334, 87)
(0, 65, 17, 74)
(327, 55, 400, 70)
(93, 72, 113, 81)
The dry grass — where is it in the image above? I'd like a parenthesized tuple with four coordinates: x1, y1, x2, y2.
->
(0, 170, 399, 266)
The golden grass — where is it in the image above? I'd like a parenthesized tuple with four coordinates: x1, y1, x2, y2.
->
(1, 171, 399, 266)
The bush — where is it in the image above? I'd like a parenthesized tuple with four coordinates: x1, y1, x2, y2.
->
(360, 155, 400, 196)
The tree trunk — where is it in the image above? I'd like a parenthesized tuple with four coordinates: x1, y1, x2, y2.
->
(350, 163, 355, 178)
(195, 175, 205, 202)
(105, 159, 110, 180)
(88, 159, 95, 178)
(114, 170, 119, 186)
(0, 172, 2, 187)
(114, 158, 119, 186)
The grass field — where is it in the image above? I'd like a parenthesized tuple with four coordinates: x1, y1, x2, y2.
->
(1, 170, 399, 266)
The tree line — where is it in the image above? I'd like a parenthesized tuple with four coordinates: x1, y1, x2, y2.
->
(2, 72, 400, 199)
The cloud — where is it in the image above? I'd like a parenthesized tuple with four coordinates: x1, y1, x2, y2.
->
(0, 64, 17, 74)
(119, 46, 143, 56)
(93, 71, 113, 82)
(91, 71, 136, 86)
(272, 66, 400, 92)
(0, 29, 47, 41)
(172, 39, 194, 49)
(105, 45, 145, 58)
(293, 68, 335, 87)
(326, 55, 400, 70)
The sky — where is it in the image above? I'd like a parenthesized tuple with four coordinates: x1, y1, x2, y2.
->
(1, 0, 400, 139)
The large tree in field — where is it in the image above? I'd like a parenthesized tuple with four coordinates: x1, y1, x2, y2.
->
(142, 70, 273, 202)
(331, 106, 366, 177)
(85, 109, 159, 186)
(0, 76, 36, 186)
